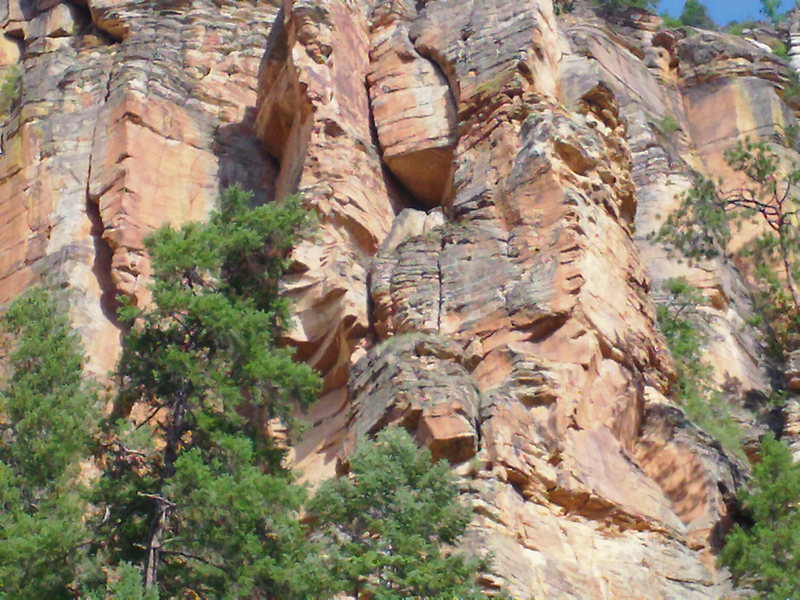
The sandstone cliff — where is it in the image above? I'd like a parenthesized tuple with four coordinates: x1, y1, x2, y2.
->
(1, 0, 797, 598)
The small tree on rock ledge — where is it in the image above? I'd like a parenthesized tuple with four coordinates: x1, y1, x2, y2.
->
(655, 138, 800, 358)
(309, 427, 489, 600)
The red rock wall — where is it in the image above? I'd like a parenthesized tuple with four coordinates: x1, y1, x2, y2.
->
(0, 0, 793, 598)
(0, 0, 279, 375)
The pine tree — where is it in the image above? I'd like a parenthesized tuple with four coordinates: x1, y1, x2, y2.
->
(720, 433, 800, 599)
(760, 0, 782, 23)
(655, 138, 800, 356)
(93, 185, 321, 598)
(309, 427, 488, 600)
(84, 563, 159, 600)
(0, 287, 99, 599)
(679, 0, 714, 28)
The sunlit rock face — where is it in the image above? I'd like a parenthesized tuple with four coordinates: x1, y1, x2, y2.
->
(0, 0, 280, 375)
(2, 0, 794, 597)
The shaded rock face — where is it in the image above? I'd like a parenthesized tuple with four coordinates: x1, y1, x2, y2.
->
(0, 0, 794, 598)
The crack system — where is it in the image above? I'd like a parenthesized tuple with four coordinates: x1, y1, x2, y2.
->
(85, 65, 125, 333)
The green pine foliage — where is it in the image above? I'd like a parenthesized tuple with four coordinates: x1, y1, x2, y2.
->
(653, 176, 731, 260)
(679, 0, 714, 28)
(656, 278, 744, 458)
(84, 564, 159, 600)
(760, 0, 783, 23)
(656, 114, 680, 135)
(309, 427, 488, 600)
(655, 139, 800, 358)
(771, 40, 789, 59)
(0, 287, 99, 599)
(720, 433, 800, 598)
(0, 65, 20, 120)
(93, 185, 321, 598)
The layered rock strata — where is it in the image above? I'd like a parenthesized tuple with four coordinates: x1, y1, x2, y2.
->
(0, 0, 279, 374)
(262, 0, 776, 597)
(1, 0, 795, 598)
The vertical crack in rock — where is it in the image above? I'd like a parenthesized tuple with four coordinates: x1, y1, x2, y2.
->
(255, 0, 399, 392)
(436, 230, 444, 333)
(85, 66, 124, 334)
(85, 192, 123, 331)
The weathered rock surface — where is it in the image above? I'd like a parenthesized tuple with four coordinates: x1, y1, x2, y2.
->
(2, 0, 797, 598)
(0, 0, 279, 376)
(367, 0, 456, 207)
(255, 0, 399, 392)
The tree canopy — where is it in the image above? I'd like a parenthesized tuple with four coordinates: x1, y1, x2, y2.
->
(655, 139, 800, 358)
(92, 185, 321, 598)
(309, 427, 487, 600)
(720, 433, 800, 599)
(0, 287, 99, 599)
(680, 0, 714, 28)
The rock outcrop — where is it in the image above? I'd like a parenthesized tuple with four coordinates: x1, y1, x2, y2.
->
(1, 0, 796, 598)
(0, 0, 279, 375)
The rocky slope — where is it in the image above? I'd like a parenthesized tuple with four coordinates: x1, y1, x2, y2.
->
(1, 0, 797, 598)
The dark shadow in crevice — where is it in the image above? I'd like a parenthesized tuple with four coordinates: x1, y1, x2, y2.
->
(214, 106, 279, 205)
(86, 196, 125, 333)
(62, 0, 120, 46)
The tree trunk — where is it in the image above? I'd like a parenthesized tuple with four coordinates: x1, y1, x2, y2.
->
(144, 388, 188, 590)
(145, 500, 171, 589)
(778, 228, 800, 335)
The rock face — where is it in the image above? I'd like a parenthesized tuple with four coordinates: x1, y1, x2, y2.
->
(1, 0, 796, 598)
(0, 0, 279, 375)
(367, 0, 457, 207)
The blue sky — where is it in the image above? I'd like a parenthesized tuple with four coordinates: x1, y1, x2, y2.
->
(658, 0, 796, 24)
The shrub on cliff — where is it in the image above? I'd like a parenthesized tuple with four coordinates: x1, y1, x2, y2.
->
(721, 433, 800, 599)
(309, 427, 488, 600)
(655, 278, 744, 458)
(0, 65, 20, 120)
(0, 287, 100, 599)
(91, 185, 322, 598)
(655, 139, 800, 360)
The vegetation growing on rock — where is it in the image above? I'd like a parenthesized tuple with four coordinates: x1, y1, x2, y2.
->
(656, 139, 800, 360)
(656, 277, 744, 457)
(0, 65, 20, 121)
(309, 427, 487, 600)
(721, 433, 800, 599)
(655, 138, 800, 597)
(0, 287, 99, 599)
(90, 185, 321, 597)
(49, 185, 489, 599)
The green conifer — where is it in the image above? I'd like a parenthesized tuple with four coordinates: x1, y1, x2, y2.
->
(309, 427, 488, 599)
(94, 185, 321, 598)
(721, 433, 800, 599)
(0, 287, 99, 599)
